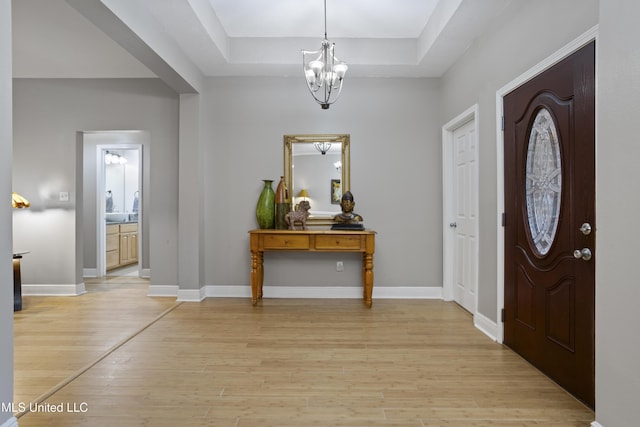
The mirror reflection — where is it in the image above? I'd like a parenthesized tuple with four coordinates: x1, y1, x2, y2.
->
(105, 150, 140, 222)
(284, 134, 350, 224)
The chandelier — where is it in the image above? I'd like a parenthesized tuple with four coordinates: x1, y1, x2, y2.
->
(313, 142, 332, 155)
(302, 0, 348, 110)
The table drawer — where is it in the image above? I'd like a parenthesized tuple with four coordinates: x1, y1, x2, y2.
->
(315, 235, 362, 250)
(263, 234, 310, 249)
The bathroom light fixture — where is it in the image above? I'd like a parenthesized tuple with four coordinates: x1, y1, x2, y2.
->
(302, 0, 348, 109)
(314, 142, 332, 155)
(105, 151, 127, 165)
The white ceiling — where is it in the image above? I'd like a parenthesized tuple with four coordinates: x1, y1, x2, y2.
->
(12, 0, 514, 80)
(207, 0, 440, 38)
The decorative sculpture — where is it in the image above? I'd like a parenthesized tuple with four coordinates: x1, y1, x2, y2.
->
(332, 191, 363, 224)
(285, 200, 311, 230)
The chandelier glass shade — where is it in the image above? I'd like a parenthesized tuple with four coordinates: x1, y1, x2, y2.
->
(302, 0, 347, 109)
(313, 141, 332, 155)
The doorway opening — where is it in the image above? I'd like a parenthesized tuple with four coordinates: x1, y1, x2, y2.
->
(82, 131, 147, 280)
(102, 147, 141, 277)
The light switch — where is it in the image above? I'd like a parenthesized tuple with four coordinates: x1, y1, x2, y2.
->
(59, 191, 69, 202)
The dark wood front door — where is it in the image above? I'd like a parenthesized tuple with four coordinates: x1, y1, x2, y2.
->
(503, 41, 595, 408)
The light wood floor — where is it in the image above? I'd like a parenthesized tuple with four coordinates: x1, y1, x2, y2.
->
(14, 279, 594, 426)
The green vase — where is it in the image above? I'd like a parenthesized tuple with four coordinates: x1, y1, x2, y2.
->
(256, 179, 276, 229)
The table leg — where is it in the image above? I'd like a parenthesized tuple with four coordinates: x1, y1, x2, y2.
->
(362, 253, 374, 308)
(250, 250, 264, 305)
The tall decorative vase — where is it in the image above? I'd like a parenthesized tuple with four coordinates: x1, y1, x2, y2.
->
(274, 176, 290, 230)
(256, 179, 275, 229)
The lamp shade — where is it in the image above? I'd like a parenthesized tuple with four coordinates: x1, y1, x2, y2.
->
(12, 192, 30, 209)
(297, 189, 310, 199)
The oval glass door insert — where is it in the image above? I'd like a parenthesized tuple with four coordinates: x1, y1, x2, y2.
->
(526, 108, 562, 255)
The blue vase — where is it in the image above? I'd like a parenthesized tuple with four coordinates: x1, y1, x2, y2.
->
(256, 180, 275, 229)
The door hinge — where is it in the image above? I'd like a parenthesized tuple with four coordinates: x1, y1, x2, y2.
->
(501, 212, 506, 227)
(501, 308, 506, 322)
(501, 116, 505, 131)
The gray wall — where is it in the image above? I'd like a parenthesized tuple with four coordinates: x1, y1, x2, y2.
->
(439, 0, 599, 320)
(202, 77, 443, 289)
(12, 79, 179, 287)
(596, 0, 640, 424)
(0, 0, 14, 424)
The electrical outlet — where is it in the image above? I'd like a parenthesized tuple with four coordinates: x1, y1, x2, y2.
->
(59, 191, 69, 202)
(336, 261, 344, 272)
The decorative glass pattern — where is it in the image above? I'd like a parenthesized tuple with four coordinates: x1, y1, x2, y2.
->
(526, 108, 562, 255)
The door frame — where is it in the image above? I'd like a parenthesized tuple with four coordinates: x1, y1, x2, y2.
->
(96, 142, 143, 277)
(442, 104, 479, 308)
(495, 25, 598, 343)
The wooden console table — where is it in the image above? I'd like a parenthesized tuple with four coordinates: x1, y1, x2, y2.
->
(249, 229, 376, 307)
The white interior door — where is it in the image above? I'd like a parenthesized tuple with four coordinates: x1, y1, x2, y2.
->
(449, 118, 478, 313)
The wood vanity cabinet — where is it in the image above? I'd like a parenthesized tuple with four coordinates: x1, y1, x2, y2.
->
(106, 222, 138, 270)
(119, 223, 138, 266)
(106, 224, 120, 270)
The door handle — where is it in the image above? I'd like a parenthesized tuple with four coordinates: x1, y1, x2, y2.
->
(449, 222, 457, 228)
(573, 248, 592, 261)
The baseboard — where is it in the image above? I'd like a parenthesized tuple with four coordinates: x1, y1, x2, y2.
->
(201, 285, 443, 300)
(0, 416, 18, 427)
(205, 285, 251, 298)
(141, 268, 151, 278)
(146, 284, 444, 301)
(83, 268, 98, 278)
(591, 422, 603, 427)
(147, 285, 178, 297)
(474, 310, 498, 341)
(20, 282, 444, 304)
(21, 283, 87, 296)
(177, 288, 206, 302)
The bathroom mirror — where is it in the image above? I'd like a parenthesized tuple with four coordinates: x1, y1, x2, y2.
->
(104, 149, 140, 222)
(284, 134, 350, 225)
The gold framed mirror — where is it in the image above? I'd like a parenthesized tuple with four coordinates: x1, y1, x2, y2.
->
(284, 134, 350, 225)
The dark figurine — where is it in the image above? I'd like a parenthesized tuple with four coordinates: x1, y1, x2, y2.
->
(333, 191, 363, 224)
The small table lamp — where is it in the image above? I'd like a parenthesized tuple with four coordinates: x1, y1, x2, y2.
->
(296, 189, 310, 211)
(12, 192, 30, 209)
(12, 192, 30, 311)
(297, 189, 310, 201)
